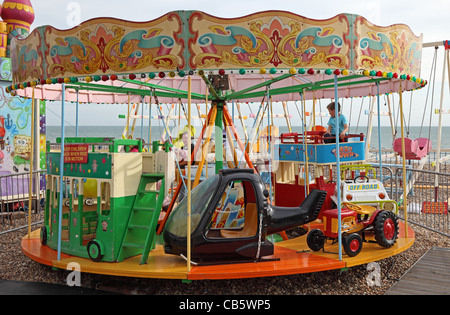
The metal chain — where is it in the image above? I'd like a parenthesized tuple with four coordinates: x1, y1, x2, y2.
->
(255, 212, 263, 261)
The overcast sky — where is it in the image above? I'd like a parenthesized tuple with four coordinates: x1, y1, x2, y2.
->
(28, 0, 450, 127)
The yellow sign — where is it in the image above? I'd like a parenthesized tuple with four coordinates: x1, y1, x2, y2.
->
(348, 184, 379, 191)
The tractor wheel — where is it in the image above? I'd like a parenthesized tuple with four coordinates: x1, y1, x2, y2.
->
(374, 211, 399, 248)
(343, 233, 363, 257)
(306, 229, 325, 251)
(87, 240, 104, 262)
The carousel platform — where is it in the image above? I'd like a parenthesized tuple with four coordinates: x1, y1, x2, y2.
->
(22, 222, 415, 281)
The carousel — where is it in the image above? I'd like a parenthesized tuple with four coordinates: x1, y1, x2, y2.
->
(10, 8, 424, 280)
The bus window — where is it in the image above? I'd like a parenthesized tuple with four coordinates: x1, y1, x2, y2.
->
(100, 182, 111, 215)
(71, 179, 79, 213)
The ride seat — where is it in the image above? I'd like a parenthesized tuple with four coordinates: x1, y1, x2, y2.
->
(220, 203, 258, 238)
(393, 137, 432, 160)
(312, 125, 327, 132)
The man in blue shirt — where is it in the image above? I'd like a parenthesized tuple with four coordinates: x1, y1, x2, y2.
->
(324, 102, 349, 143)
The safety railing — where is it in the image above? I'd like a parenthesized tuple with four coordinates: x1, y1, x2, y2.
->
(394, 167, 450, 237)
(368, 148, 450, 175)
(0, 170, 46, 234)
(280, 131, 365, 144)
(2, 151, 448, 238)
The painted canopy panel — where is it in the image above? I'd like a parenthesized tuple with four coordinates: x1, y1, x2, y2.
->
(11, 13, 185, 84)
(11, 11, 422, 84)
(9, 11, 424, 103)
(188, 11, 351, 71)
(353, 15, 422, 77)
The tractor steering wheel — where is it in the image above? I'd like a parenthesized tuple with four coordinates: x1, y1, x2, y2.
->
(354, 175, 369, 183)
(343, 202, 363, 212)
(342, 202, 375, 215)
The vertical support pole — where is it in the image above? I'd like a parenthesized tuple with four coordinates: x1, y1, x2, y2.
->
(126, 93, 131, 139)
(215, 101, 224, 174)
(247, 101, 266, 156)
(312, 92, 316, 129)
(302, 91, 310, 195)
(223, 106, 255, 170)
(334, 75, 342, 261)
(193, 107, 217, 188)
(232, 99, 235, 125)
(75, 89, 79, 137)
(140, 95, 144, 140)
(267, 90, 273, 204)
(205, 93, 209, 128)
(386, 95, 399, 164)
(27, 88, 35, 238)
(282, 101, 292, 132)
(187, 76, 192, 272)
(34, 95, 41, 227)
(148, 90, 152, 143)
(376, 82, 383, 180)
(435, 49, 447, 199)
(365, 97, 375, 159)
(398, 82, 409, 238)
(57, 83, 66, 261)
(223, 115, 238, 167)
(236, 102, 248, 143)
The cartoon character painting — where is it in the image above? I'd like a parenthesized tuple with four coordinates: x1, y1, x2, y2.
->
(10, 134, 31, 172)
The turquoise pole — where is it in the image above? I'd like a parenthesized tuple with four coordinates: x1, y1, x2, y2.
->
(334, 75, 342, 261)
(376, 82, 383, 180)
(267, 88, 273, 204)
(57, 83, 66, 261)
(75, 89, 79, 137)
(300, 93, 308, 199)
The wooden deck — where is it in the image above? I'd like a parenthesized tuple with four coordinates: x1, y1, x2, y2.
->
(385, 247, 450, 295)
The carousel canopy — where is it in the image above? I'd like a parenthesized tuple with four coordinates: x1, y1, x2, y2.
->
(8, 10, 425, 104)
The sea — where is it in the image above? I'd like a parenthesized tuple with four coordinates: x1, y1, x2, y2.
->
(46, 125, 450, 150)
